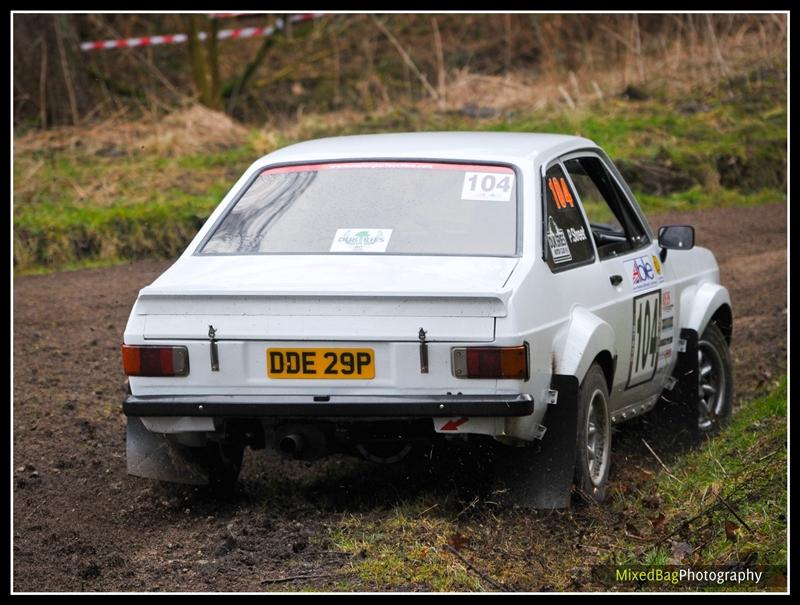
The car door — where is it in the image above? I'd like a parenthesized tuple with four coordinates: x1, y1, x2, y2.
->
(560, 151, 678, 412)
(539, 159, 621, 387)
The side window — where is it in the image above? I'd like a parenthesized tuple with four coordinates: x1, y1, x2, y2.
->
(564, 156, 649, 259)
(543, 164, 594, 271)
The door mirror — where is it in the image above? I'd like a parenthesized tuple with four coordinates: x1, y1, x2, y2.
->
(658, 225, 695, 250)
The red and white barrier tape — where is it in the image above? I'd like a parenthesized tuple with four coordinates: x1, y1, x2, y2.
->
(81, 13, 324, 52)
(208, 13, 254, 20)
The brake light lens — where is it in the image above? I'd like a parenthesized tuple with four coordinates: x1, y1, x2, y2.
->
(451, 345, 529, 380)
(121, 345, 189, 377)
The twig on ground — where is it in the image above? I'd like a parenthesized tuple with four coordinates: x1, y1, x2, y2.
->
(642, 438, 684, 484)
(653, 503, 721, 548)
(756, 449, 780, 463)
(443, 544, 509, 592)
(715, 494, 752, 532)
(260, 573, 333, 585)
(654, 454, 778, 546)
(418, 503, 439, 516)
(624, 531, 652, 543)
(455, 496, 480, 519)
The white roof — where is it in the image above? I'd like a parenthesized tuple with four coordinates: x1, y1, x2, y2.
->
(259, 132, 598, 166)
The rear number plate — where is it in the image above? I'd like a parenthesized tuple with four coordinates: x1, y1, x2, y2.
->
(267, 348, 375, 379)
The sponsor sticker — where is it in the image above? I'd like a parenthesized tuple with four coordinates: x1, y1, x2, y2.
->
(625, 255, 665, 292)
(330, 228, 392, 253)
(652, 254, 662, 275)
(461, 172, 514, 201)
(657, 348, 673, 370)
(657, 288, 675, 370)
(546, 216, 572, 264)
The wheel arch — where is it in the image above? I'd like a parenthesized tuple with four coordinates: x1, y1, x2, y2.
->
(680, 282, 733, 342)
(553, 305, 618, 388)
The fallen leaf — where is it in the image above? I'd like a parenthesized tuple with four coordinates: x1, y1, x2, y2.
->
(670, 540, 693, 563)
(625, 522, 643, 537)
(447, 533, 470, 550)
(649, 514, 666, 533)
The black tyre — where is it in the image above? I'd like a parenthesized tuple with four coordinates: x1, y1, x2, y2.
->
(695, 322, 733, 435)
(574, 363, 612, 503)
(203, 441, 245, 493)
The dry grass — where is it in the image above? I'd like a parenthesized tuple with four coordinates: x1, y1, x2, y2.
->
(14, 103, 248, 157)
(394, 26, 784, 115)
(13, 16, 786, 158)
(247, 21, 786, 148)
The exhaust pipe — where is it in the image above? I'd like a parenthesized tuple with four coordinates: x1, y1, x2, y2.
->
(279, 433, 305, 457)
(275, 425, 327, 460)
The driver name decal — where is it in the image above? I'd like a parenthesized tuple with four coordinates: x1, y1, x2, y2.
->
(566, 226, 587, 243)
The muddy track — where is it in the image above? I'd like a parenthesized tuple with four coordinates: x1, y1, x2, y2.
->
(13, 204, 787, 592)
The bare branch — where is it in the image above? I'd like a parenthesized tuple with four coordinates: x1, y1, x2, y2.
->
(371, 15, 439, 102)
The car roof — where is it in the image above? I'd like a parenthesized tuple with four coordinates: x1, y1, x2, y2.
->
(259, 132, 598, 167)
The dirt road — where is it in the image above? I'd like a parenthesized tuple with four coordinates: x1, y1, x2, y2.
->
(13, 203, 787, 591)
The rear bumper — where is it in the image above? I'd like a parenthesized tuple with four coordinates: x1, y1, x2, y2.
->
(123, 393, 534, 419)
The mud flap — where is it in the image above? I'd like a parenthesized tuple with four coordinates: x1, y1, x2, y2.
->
(493, 375, 580, 509)
(672, 328, 700, 407)
(126, 416, 211, 485)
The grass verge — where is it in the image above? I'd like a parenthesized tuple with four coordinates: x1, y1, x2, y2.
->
(604, 376, 787, 590)
(322, 377, 786, 591)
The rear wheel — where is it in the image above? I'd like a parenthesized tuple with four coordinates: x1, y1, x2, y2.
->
(574, 363, 612, 503)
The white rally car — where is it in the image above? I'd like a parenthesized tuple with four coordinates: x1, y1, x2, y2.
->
(122, 132, 733, 505)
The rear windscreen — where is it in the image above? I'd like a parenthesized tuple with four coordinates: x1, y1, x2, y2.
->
(200, 161, 519, 256)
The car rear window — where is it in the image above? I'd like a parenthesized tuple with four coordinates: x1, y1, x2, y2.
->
(199, 161, 519, 256)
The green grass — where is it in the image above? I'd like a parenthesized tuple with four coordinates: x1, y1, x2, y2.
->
(13, 63, 786, 273)
(606, 376, 787, 590)
(321, 377, 787, 592)
(329, 505, 483, 591)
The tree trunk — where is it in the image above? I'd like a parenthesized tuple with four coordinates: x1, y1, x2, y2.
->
(205, 19, 222, 109)
(185, 15, 211, 106)
(13, 14, 92, 127)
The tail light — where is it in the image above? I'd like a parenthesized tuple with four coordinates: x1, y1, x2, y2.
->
(451, 344, 529, 380)
(122, 345, 189, 377)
